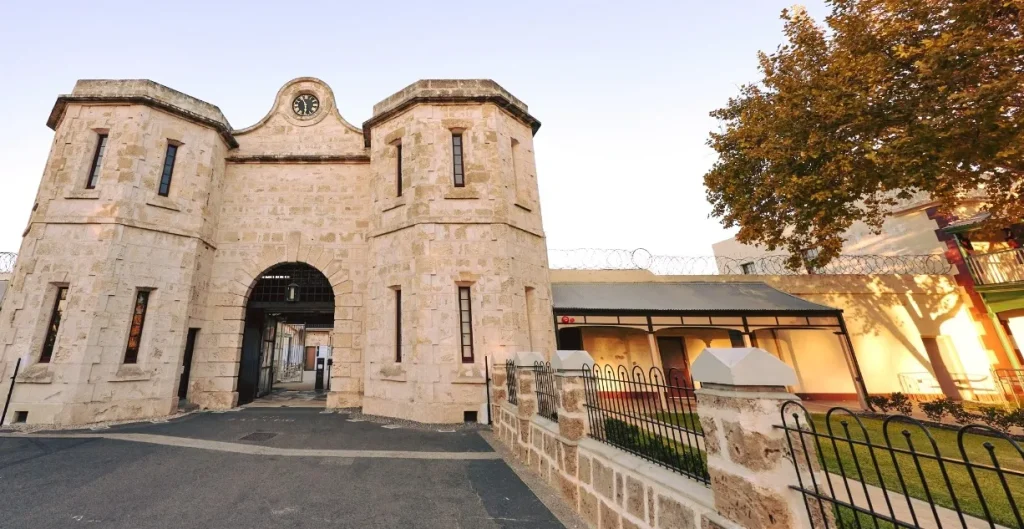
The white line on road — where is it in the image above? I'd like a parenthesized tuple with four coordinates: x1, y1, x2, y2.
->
(0, 432, 501, 460)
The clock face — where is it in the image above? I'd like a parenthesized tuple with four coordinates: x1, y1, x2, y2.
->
(292, 94, 320, 117)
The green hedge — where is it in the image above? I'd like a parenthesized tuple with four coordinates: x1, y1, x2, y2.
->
(603, 418, 708, 478)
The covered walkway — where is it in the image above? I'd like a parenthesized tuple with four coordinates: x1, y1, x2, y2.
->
(551, 281, 870, 407)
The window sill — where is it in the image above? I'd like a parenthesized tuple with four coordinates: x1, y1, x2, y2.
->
(444, 188, 480, 200)
(452, 376, 486, 385)
(16, 364, 53, 384)
(382, 200, 406, 213)
(146, 196, 181, 212)
(378, 365, 407, 382)
(109, 365, 152, 382)
(65, 189, 100, 200)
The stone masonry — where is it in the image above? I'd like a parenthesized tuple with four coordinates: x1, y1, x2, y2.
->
(0, 77, 555, 425)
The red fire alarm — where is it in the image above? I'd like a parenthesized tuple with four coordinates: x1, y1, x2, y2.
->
(561, 316, 570, 324)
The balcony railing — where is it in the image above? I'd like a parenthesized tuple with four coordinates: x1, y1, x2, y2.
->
(966, 246, 1024, 286)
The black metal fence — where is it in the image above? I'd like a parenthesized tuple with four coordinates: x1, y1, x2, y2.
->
(534, 361, 559, 421)
(581, 364, 709, 484)
(505, 359, 518, 406)
(779, 402, 1024, 528)
(548, 248, 953, 276)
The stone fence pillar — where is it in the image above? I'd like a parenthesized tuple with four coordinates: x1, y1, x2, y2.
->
(489, 360, 508, 422)
(551, 349, 595, 510)
(513, 351, 544, 460)
(692, 347, 823, 529)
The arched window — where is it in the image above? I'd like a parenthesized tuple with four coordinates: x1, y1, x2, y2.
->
(249, 262, 334, 305)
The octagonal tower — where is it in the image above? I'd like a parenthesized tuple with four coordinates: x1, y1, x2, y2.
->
(361, 80, 556, 423)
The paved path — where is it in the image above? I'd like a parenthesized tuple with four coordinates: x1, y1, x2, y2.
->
(0, 409, 571, 529)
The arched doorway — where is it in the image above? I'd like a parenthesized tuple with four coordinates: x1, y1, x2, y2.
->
(237, 262, 335, 405)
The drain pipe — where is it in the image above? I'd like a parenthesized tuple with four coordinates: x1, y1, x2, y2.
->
(1, 357, 22, 425)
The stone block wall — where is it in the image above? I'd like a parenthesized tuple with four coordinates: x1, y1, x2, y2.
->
(492, 364, 729, 529)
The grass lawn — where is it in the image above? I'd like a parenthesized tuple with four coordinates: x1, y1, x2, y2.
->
(809, 414, 1023, 528)
(652, 411, 1023, 527)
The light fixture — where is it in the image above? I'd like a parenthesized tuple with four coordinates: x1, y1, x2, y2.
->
(286, 282, 299, 302)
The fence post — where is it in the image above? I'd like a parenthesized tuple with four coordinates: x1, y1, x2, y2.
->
(513, 351, 544, 461)
(550, 349, 594, 511)
(490, 359, 508, 418)
(692, 347, 822, 529)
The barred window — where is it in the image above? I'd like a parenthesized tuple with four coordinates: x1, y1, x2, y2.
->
(452, 133, 465, 187)
(86, 134, 108, 189)
(458, 286, 474, 363)
(39, 287, 69, 363)
(158, 143, 178, 196)
(123, 290, 151, 364)
(740, 262, 755, 275)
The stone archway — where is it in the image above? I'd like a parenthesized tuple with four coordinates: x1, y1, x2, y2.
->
(236, 262, 335, 405)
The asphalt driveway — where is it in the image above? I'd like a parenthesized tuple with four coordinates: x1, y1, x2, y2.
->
(0, 409, 567, 529)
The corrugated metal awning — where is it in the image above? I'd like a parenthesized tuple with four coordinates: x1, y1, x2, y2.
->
(551, 282, 839, 314)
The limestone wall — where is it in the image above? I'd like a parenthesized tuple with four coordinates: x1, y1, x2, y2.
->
(0, 92, 227, 425)
(363, 84, 553, 423)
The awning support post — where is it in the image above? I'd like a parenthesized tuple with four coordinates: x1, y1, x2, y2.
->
(838, 315, 872, 410)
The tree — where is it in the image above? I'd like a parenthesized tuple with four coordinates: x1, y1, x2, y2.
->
(704, 0, 1023, 268)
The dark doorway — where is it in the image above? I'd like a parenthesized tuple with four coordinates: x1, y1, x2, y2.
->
(178, 328, 199, 400)
(657, 336, 693, 398)
(557, 327, 583, 351)
(236, 263, 335, 406)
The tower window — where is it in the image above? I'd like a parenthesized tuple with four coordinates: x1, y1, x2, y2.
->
(452, 133, 465, 187)
(123, 290, 151, 364)
(396, 144, 403, 197)
(39, 287, 69, 363)
(158, 143, 178, 197)
(458, 286, 474, 363)
(86, 134, 108, 189)
(395, 288, 402, 362)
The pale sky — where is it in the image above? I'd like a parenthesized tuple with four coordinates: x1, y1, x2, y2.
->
(0, 0, 828, 256)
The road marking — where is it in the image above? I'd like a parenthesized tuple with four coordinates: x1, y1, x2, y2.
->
(0, 432, 499, 460)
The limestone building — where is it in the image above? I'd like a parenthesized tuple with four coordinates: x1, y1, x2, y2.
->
(0, 78, 555, 425)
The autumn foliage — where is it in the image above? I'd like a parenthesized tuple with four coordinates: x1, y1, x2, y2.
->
(704, 0, 1023, 268)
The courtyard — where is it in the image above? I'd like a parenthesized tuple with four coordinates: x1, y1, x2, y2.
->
(0, 408, 579, 529)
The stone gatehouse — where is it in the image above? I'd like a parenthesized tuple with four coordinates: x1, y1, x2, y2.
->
(0, 77, 556, 425)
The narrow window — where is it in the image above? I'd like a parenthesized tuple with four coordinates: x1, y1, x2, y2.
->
(158, 143, 178, 197)
(86, 134, 108, 189)
(395, 289, 402, 362)
(124, 290, 151, 364)
(740, 262, 756, 275)
(452, 133, 465, 187)
(510, 138, 520, 196)
(39, 287, 69, 363)
(524, 286, 536, 351)
(395, 144, 403, 197)
(458, 286, 474, 363)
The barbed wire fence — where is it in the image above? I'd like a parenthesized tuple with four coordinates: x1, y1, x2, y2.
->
(547, 248, 953, 276)
(0, 252, 15, 274)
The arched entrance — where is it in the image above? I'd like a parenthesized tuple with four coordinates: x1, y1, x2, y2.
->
(237, 262, 335, 405)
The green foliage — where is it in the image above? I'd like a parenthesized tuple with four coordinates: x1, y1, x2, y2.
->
(603, 418, 708, 478)
(888, 392, 913, 415)
(868, 394, 893, 412)
(704, 0, 1023, 266)
(920, 398, 954, 421)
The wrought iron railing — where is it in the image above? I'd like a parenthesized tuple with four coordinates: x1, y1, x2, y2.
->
(994, 369, 1024, 408)
(779, 402, 1024, 528)
(581, 364, 709, 484)
(0, 252, 15, 274)
(505, 359, 518, 406)
(534, 361, 559, 421)
(548, 248, 953, 276)
(966, 247, 1024, 286)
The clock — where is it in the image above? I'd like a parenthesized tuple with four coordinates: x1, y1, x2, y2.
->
(292, 94, 320, 117)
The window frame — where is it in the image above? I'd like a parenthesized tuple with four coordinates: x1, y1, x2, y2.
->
(395, 288, 402, 362)
(458, 286, 474, 363)
(395, 143, 403, 197)
(452, 133, 465, 187)
(39, 287, 69, 363)
(158, 143, 178, 197)
(123, 290, 152, 364)
(740, 262, 756, 275)
(86, 133, 108, 189)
